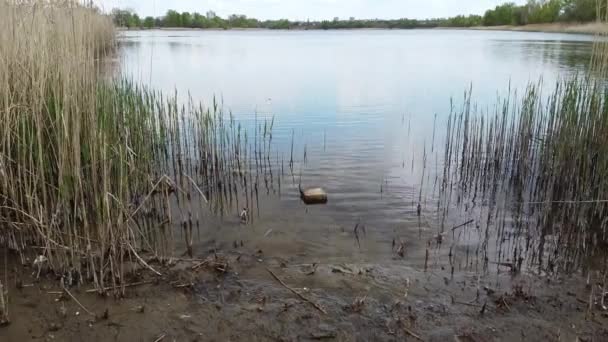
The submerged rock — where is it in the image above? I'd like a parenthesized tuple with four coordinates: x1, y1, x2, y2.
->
(299, 186, 328, 205)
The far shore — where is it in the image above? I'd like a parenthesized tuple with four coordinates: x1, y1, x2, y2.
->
(466, 22, 608, 35)
(118, 22, 608, 35)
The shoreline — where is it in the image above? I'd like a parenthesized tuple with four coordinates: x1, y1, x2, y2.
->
(118, 22, 608, 35)
(1, 247, 607, 341)
(466, 22, 608, 35)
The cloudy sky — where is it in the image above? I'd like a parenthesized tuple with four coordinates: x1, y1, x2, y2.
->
(97, 0, 527, 21)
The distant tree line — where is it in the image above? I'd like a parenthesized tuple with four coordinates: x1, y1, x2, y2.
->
(482, 0, 603, 26)
(110, 9, 480, 30)
(111, 1, 603, 30)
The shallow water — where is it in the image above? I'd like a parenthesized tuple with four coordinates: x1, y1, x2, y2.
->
(118, 29, 596, 265)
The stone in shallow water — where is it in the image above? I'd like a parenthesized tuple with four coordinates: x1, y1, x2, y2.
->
(300, 187, 328, 205)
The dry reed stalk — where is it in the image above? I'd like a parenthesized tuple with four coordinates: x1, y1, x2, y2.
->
(439, 65, 608, 274)
(0, 0, 280, 294)
(0, 281, 8, 326)
(434, 1, 608, 277)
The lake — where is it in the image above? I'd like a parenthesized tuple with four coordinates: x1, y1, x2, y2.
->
(117, 29, 596, 264)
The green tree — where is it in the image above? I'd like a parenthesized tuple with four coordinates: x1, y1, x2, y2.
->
(181, 12, 193, 27)
(128, 13, 141, 28)
(110, 2, 604, 31)
(267, 19, 291, 29)
(483, 3, 520, 26)
(561, 0, 599, 22)
(111, 8, 139, 28)
(441, 14, 483, 27)
(228, 14, 258, 28)
(527, 0, 562, 24)
(143, 16, 155, 29)
(163, 10, 182, 27)
(191, 12, 206, 28)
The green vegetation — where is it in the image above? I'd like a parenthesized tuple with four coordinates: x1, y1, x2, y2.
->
(481, 0, 604, 26)
(113, 1, 605, 30)
(0, 0, 272, 294)
(111, 8, 142, 28)
(439, 11, 608, 273)
(111, 9, 480, 30)
(442, 75, 608, 274)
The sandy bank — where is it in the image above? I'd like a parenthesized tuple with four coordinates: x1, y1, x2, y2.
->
(468, 22, 608, 35)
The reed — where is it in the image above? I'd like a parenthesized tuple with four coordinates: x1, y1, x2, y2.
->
(437, 1, 608, 276)
(0, 0, 118, 285)
(0, 1, 278, 293)
(0, 281, 7, 325)
(440, 77, 608, 274)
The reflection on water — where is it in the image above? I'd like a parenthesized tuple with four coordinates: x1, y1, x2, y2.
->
(118, 29, 596, 266)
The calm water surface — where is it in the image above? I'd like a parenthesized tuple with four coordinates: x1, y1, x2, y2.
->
(118, 29, 596, 263)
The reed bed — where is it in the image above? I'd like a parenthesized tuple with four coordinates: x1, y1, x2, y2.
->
(439, 4, 608, 277)
(440, 78, 608, 275)
(0, 0, 277, 295)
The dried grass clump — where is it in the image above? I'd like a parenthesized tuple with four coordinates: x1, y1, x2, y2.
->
(0, 1, 276, 294)
(0, 0, 134, 287)
(0, 1, 162, 292)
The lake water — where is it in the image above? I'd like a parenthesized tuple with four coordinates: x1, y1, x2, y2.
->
(118, 29, 596, 264)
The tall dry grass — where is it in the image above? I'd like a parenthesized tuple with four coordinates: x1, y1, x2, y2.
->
(0, 0, 134, 288)
(0, 1, 170, 294)
(0, 1, 276, 296)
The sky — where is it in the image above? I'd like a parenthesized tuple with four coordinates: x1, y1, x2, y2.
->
(97, 0, 528, 21)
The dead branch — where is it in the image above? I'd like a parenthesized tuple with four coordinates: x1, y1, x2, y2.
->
(62, 282, 94, 316)
(184, 174, 209, 203)
(266, 267, 326, 314)
(404, 326, 424, 341)
(191, 260, 209, 270)
(126, 242, 162, 276)
(85, 280, 155, 293)
(451, 219, 474, 231)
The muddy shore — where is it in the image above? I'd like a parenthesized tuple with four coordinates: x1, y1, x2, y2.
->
(1, 194, 608, 341)
(1, 244, 607, 341)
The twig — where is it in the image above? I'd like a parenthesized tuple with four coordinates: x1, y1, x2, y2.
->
(191, 260, 209, 270)
(502, 297, 511, 311)
(154, 333, 166, 342)
(404, 327, 424, 341)
(127, 242, 162, 276)
(62, 283, 93, 316)
(170, 257, 207, 262)
(130, 175, 170, 217)
(451, 219, 474, 231)
(184, 174, 209, 203)
(266, 267, 326, 314)
(85, 280, 154, 293)
(453, 300, 480, 307)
